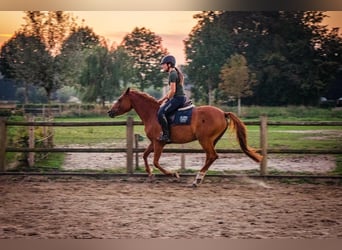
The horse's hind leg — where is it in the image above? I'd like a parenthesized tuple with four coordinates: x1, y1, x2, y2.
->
(193, 139, 218, 187)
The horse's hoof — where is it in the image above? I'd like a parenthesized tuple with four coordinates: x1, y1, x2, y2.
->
(192, 177, 202, 187)
(147, 174, 155, 182)
(173, 172, 180, 179)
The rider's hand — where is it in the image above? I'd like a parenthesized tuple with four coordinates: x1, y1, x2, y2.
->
(158, 97, 168, 104)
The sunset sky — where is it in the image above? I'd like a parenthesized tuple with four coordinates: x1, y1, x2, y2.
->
(0, 11, 341, 65)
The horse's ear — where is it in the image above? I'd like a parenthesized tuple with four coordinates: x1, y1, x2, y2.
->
(125, 87, 130, 95)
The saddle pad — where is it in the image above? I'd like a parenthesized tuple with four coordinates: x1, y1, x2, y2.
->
(173, 107, 193, 125)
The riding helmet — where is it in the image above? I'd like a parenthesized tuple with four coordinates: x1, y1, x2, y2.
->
(160, 55, 176, 67)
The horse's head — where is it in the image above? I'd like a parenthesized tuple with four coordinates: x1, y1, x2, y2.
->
(107, 88, 133, 118)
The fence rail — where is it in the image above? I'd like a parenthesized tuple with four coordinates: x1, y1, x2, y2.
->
(1, 117, 342, 173)
(6, 120, 341, 127)
(5, 147, 342, 155)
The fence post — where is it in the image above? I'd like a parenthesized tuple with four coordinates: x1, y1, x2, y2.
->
(28, 116, 35, 167)
(260, 115, 268, 175)
(0, 117, 7, 171)
(126, 116, 134, 174)
(180, 144, 185, 170)
(135, 134, 139, 169)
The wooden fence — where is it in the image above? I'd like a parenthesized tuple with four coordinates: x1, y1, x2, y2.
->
(0, 116, 342, 174)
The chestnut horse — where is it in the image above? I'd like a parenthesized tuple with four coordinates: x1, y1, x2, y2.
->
(108, 88, 262, 186)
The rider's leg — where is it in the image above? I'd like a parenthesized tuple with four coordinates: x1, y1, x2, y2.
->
(157, 104, 171, 143)
(157, 113, 171, 142)
(157, 97, 186, 143)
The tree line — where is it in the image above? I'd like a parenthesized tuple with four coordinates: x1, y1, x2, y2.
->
(185, 11, 342, 106)
(0, 11, 166, 105)
(0, 11, 341, 107)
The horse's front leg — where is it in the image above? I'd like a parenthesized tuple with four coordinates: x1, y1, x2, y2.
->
(143, 143, 154, 177)
(153, 142, 179, 178)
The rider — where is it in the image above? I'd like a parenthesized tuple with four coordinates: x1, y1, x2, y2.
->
(157, 55, 186, 143)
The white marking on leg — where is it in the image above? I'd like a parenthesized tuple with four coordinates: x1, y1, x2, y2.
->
(193, 171, 206, 186)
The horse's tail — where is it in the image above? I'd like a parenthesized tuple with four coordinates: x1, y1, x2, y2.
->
(225, 112, 263, 163)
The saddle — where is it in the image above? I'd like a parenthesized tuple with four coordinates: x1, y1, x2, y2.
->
(167, 97, 195, 125)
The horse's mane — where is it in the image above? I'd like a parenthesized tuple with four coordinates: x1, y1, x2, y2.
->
(129, 89, 159, 106)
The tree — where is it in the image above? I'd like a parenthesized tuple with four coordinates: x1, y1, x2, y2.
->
(22, 11, 77, 56)
(0, 32, 48, 103)
(78, 45, 133, 105)
(185, 11, 342, 106)
(184, 11, 232, 104)
(1, 11, 82, 104)
(19, 11, 78, 103)
(58, 25, 100, 87)
(121, 27, 167, 91)
(219, 54, 256, 115)
(79, 45, 112, 105)
(56, 26, 100, 93)
(111, 46, 135, 90)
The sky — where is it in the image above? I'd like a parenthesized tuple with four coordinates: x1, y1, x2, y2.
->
(0, 11, 200, 65)
(0, 11, 341, 65)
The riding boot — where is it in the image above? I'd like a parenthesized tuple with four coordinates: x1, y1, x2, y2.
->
(158, 115, 171, 143)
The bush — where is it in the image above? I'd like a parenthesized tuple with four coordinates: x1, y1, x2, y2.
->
(6, 115, 50, 168)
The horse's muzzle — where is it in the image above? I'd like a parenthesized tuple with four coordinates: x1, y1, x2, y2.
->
(107, 110, 115, 118)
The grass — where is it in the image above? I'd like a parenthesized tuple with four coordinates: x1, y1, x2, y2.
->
(35, 153, 65, 170)
(227, 105, 342, 121)
(331, 155, 342, 175)
(52, 117, 341, 151)
(266, 126, 342, 150)
(59, 105, 342, 149)
(8, 153, 65, 172)
(54, 115, 146, 145)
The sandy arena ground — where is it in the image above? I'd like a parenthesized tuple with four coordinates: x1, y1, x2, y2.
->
(1, 138, 340, 239)
(0, 175, 341, 239)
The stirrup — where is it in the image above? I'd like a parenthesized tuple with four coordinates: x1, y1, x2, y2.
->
(158, 134, 171, 143)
